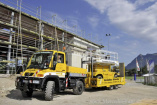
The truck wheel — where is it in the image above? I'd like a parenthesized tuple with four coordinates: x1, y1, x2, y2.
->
(73, 81, 84, 95)
(45, 81, 55, 101)
(21, 90, 33, 97)
(113, 85, 118, 89)
(97, 75, 102, 79)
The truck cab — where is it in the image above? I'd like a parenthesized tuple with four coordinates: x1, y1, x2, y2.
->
(15, 50, 87, 101)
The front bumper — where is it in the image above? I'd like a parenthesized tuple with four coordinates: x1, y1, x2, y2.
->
(15, 76, 43, 91)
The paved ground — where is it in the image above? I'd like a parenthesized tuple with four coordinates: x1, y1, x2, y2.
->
(0, 76, 157, 105)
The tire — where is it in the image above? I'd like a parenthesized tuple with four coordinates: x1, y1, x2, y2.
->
(97, 75, 102, 79)
(113, 85, 118, 89)
(92, 87, 97, 89)
(73, 81, 84, 95)
(45, 81, 55, 101)
(107, 85, 113, 90)
(21, 90, 33, 97)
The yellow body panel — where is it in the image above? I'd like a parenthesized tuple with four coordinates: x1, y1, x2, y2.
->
(23, 50, 125, 89)
(85, 77, 125, 88)
(22, 69, 66, 78)
(66, 66, 87, 74)
(85, 63, 126, 88)
(23, 50, 87, 78)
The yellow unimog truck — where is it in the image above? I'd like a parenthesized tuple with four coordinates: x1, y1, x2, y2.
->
(15, 50, 87, 101)
(83, 50, 125, 90)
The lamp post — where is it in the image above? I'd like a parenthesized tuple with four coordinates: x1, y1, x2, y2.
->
(106, 34, 111, 51)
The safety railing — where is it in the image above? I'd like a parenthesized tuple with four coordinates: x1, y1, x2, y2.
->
(83, 50, 119, 65)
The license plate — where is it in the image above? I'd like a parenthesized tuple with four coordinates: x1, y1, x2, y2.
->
(33, 80, 39, 84)
(23, 80, 28, 83)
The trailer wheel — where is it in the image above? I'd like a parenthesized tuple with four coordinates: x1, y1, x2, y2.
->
(92, 87, 97, 89)
(45, 81, 55, 101)
(73, 81, 84, 95)
(21, 89, 33, 97)
(108, 85, 113, 90)
(97, 75, 103, 79)
(113, 85, 118, 89)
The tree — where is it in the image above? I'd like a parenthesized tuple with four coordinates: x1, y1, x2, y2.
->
(125, 65, 157, 76)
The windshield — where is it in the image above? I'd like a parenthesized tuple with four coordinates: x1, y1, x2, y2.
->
(27, 51, 53, 69)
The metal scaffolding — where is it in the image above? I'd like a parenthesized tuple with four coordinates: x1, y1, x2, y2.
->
(0, 0, 104, 74)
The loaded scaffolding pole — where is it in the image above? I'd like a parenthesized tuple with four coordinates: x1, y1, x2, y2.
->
(62, 32, 64, 51)
(19, 0, 24, 72)
(7, 12, 14, 74)
(15, 0, 23, 74)
(41, 23, 44, 50)
(52, 14, 56, 50)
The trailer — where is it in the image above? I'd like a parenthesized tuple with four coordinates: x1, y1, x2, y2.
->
(83, 50, 126, 89)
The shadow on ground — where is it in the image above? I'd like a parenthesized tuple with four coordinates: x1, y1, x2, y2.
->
(85, 86, 120, 92)
(85, 87, 107, 92)
(6, 89, 74, 101)
(6, 89, 32, 100)
(6, 87, 119, 101)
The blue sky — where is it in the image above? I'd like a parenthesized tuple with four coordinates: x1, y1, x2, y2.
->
(1, 0, 157, 65)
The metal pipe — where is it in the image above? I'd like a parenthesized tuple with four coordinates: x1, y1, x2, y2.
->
(81, 58, 83, 68)
(62, 32, 64, 51)
(7, 12, 14, 74)
(40, 23, 44, 50)
(91, 57, 93, 78)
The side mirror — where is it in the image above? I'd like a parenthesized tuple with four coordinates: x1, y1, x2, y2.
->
(66, 60, 68, 64)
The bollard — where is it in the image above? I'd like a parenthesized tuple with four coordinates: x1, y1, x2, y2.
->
(134, 74, 136, 81)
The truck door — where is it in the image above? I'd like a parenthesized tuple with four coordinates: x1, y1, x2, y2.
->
(55, 53, 66, 73)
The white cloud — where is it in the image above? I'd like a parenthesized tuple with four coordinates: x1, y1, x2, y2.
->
(85, 0, 113, 13)
(88, 15, 99, 28)
(85, 0, 157, 44)
(135, 0, 155, 6)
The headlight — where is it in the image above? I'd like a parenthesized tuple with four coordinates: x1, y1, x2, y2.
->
(33, 80, 40, 84)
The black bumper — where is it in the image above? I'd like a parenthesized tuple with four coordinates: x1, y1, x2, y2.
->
(15, 76, 43, 91)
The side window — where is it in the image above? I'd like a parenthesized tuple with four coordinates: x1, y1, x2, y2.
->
(58, 53, 64, 63)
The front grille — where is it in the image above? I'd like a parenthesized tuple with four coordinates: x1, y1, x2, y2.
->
(25, 72, 34, 76)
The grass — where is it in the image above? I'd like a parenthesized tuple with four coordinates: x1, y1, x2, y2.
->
(125, 76, 144, 80)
